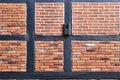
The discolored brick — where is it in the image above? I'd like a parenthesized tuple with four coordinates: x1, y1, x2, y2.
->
(35, 41, 64, 72)
(0, 41, 26, 72)
(72, 41, 120, 72)
(0, 3, 26, 35)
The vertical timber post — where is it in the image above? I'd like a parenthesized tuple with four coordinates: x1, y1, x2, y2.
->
(27, 0, 35, 72)
(64, 0, 72, 72)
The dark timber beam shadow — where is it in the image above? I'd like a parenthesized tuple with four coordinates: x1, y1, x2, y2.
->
(64, 0, 72, 72)
(27, 0, 35, 72)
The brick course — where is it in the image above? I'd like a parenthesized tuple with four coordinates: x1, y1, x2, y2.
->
(35, 41, 63, 72)
(0, 4, 26, 35)
(35, 3, 64, 36)
(72, 41, 120, 72)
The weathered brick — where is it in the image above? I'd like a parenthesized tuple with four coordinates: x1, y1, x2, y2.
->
(0, 41, 26, 72)
(0, 3, 26, 35)
(72, 41, 120, 72)
(35, 41, 64, 72)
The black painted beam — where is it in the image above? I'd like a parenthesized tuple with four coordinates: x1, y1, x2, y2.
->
(64, 0, 72, 72)
(35, 35, 119, 41)
(64, 37, 72, 72)
(0, 0, 26, 3)
(72, 0, 120, 2)
(0, 35, 26, 40)
(72, 35, 120, 41)
(27, 0, 35, 72)
(0, 72, 120, 79)
(35, 36, 64, 41)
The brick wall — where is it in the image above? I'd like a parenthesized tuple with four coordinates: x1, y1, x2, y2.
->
(35, 3, 64, 36)
(0, 41, 26, 72)
(0, 4, 26, 35)
(72, 2, 120, 72)
(35, 3, 64, 72)
(72, 3, 120, 35)
(0, 3, 26, 72)
(35, 41, 63, 72)
(0, 2, 120, 73)
(72, 41, 120, 72)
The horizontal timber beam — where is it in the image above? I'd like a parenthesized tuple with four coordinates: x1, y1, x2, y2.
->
(0, 72, 120, 79)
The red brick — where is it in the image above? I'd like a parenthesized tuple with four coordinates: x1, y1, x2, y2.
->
(35, 3, 64, 36)
(72, 3, 120, 35)
(0, 3, 26, 35)
(0, 41, 26, 72)
(72, 41, 120, 72)
(35, 41, 64, 72)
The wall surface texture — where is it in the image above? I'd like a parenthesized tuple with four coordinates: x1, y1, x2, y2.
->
(0, 2, 120, 72)
(0, 3, 26, 72)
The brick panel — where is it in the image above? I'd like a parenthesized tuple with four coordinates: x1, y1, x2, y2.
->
(0, 41, 26, 72)
(0, 4, 26, 35)
(72, 41, 120, 72)
(35, 3, 64, 36)
(35, 41, 63, 72)
(72, 3, 120, 35)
